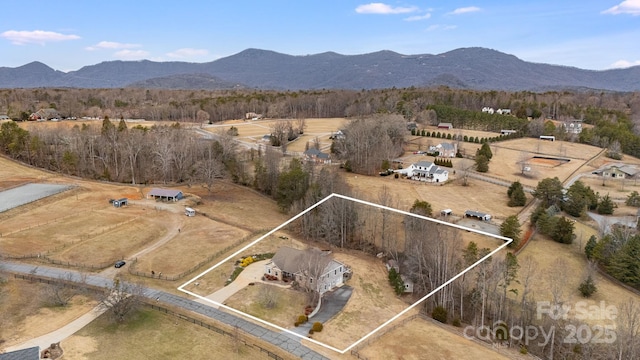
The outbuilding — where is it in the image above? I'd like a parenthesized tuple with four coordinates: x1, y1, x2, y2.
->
(464, 210, 491, 221)
(437, 122, 453, 130)
(113, 198, 128, 207)
(185, 207, 196, 217)
(148, 188, 183, 202)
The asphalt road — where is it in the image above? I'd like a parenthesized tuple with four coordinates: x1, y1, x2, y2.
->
(0, 261, 329, 360)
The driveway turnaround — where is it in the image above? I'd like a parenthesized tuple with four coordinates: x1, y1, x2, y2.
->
(291, 286, 353, 336)
(1, 261, 329, 360)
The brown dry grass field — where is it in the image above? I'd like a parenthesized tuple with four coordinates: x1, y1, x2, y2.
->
(0, 278, 97, 350)
(356, 317, 521, 360)
(3, 125, 640, 359)
(343, 171, 517, 220)
(62, 308, 269, 360)
(515, 221, 638, 324)
(201, 117, 348, 154)
(132, 216, 249, 276)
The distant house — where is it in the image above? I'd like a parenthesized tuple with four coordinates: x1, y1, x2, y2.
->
(464, 210, 491, 221)
(245, 112, 263, 120)
(496, 108, 511, 115)
(396, 161, 449, 183)
(437, 123, 453, 130)
(593, 164, 640, 179)
(539, 135, 555, 141)
(406, 122, 418, 131)
(264, 247, 348, 295)
(0, 115, 10, 121)
(501, 129, 517, 135)
(482, 107, 494, 114)
(435, 142, 457, 158)
(303, 148, 331, 164)
(401, 275, 414, 293)
(564, 120, 583, 134)
(261, 134, 271, 142)
(329, 130, 345, 140)
(147, 188, 183, 201)
(29, 108, 59, 121)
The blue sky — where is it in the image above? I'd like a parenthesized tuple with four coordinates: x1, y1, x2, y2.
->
(1, 0, 639, 72)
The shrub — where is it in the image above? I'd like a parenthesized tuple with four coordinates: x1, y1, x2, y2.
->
(312, 322, 323, 332)
(579, 275, 597, 297)
(297, 315, 308, 324)
(431, 305, 448, 323)
(308, 329, 314, 335)
(520, 346, 528, 355)
(294, 321, 300, 327)
(452, 318, 461, 327)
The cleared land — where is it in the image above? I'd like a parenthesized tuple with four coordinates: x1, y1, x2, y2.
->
(62, 308, 269, 360)
(0, 278, 96, 350)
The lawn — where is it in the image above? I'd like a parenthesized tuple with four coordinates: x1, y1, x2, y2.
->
(62, 308, 270, 360)
(224, 283, 308, 328)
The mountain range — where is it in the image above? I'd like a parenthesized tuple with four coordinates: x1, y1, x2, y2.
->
(1, 47, 639, 92)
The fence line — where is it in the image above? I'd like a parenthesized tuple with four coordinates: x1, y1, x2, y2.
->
(8, 273, 285, 360)
(128, 229, 268, 281)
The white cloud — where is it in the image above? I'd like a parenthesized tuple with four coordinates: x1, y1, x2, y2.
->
(602, 0, 640, 15)
(356, 2, 418, 14)
(0, 30, 80, 45)
(449, 6, 481, 15)
(404, 12, 431, 21)
(426, 24, 457, 31)
(166, 48, 209, 59)
(86, 41, 141, 51)
(113, 49, 150, 59)
(610, 59, 640, 68)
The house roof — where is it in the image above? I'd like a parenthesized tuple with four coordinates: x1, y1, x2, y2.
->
(413, 161, 434, 168)
(437, 143, 455, 150)
(465, 210, 489, 217)
(148, 188, 182, 197)
(0, 347, 40, 360)
(271, 247, 336, 276)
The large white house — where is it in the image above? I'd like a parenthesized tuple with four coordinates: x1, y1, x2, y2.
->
(264, 247, 348, 295)
(396, 161, 449, 183)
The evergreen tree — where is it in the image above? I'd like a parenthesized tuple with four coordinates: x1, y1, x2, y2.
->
(533, 177, 564, 207)
(410, 199, 433, 217)
(578, 275, 597, 297)
(625, 191, 640, 207)
(597, 194, 615, 215)
(500, 215, 521, 248)
(117, 117, 127, 132)
(607, 236, 640, 288)
(475, 154, 489, 172)
(585, 235, 598, 260)
(563, 180, 597, 217)
(552, 217, 575, 244)
(507, 181, 527, 207)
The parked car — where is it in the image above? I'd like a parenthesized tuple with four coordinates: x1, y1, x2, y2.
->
(114, 260, 126, 268)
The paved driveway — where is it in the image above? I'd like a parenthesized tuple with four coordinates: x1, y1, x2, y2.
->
(291, 285, 353, 336)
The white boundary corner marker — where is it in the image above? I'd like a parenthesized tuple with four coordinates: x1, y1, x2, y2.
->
(178, 193, 512, 354)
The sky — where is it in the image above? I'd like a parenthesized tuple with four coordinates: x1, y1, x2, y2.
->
(1, 0, 639, 72)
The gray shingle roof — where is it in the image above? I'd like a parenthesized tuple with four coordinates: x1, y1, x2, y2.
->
(148, 188, 182, 197)
(0, 347, 40, 360)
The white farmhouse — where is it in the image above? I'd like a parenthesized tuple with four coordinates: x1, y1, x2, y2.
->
(396, 161, 449, 183)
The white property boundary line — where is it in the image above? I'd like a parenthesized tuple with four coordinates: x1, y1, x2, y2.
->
(178, 193, 512, 355)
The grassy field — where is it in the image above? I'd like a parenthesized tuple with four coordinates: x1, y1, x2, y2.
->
(356, 316, 522, 360)
(132, 216, 249, 276)
(225, 283, 308, 328)
(0, 277, 96, 350)
(62, 308, 270, 360)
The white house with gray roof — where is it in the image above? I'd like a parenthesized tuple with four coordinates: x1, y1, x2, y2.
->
(436, 142, 457, 158)
(396, 161, 449, 183)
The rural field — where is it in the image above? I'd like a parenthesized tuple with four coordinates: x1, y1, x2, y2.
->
(2, 121, 640, 359)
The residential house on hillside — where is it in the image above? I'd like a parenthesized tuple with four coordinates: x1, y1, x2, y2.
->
(264, 247, 348, 295)
(435, 142, 457, 158)
(245, 112, 263, 120)
(564, 120, 583, 134)
(437, 122, 453, 130)
(396, 161, 449, 183)
(482, 107, 495, 114)
(29, 108, 59, 121)
(496, 108, 511, 115)
(303, 148, 331, 164)
(0, 115, 10, 121)
(329, 130, 345, 140)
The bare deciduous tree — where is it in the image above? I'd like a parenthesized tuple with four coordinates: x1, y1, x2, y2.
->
(99, 278, 143, 323)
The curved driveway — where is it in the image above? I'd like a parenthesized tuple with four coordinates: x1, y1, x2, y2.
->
(291, 286, 353, 336)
